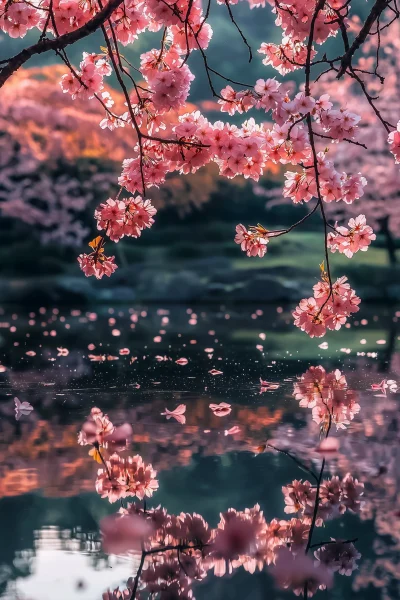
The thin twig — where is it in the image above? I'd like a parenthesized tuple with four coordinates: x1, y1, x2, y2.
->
(266, 443, 319, 482)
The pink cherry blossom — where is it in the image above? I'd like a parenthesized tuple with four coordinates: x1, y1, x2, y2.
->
(315, 540, 360, 576)
(161, 404, 187, 424)
(371, 379, 388, 395)
(175, 357, 188, 365)
(14, 397, 34, 420)
(57, 347, 69, 357)
(209, 402, 232, 417)
(101, 514, 153, 555)
(224, 426, 241, 436)
(315, 437, 340, 457)
(388, 121, 400, 163)
(272, 547, 333, 595)
(234, 224, 269, 257)
(96, 453, 159, 503)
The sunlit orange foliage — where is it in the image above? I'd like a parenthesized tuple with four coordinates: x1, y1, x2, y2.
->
(0, 65, 279, 223)
(0, 64, 200, 164)
(1, 65, 133, 163)
(0, 401, 284, 497)
(0, 65, 217, 215)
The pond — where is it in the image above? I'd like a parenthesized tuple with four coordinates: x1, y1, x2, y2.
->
(0, 303, 399, 600)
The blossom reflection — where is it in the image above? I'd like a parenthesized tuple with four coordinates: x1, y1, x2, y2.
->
(294, 366, 360, 431)
(77, 389, 364, 600)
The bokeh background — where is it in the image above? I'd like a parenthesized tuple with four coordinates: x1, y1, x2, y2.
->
(0, 2, 399, 307)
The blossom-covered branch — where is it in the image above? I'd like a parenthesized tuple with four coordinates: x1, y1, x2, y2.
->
(1, 0, 399, 337)
(0, 0, 125, 87)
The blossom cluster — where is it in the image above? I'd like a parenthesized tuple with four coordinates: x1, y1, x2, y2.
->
(77, 400, 363, 599)
(283, 155, 366, 205)
(315, 541, 361, 577)
(94, 196, 157, 241)
(77, 236, 118, 279)
(234, 223, 269, 257)
(1, 1, 40, 38)
(60, 52, 113, 101)
(294, 366, 361, 430)
(100, 496, 360, 598)
(259, 38, 314, 76)
(293, 273, 361, 338)
(140, 47, 195, 112)
(327, 215, 376, 258)
(96, 452, 159, 502)
(267, 0, 340, 44)
(78, 407, 158, 502)
(78, 407, 115, 447)
(283, 474, 364, 526)
(78, 195, 157, 277)
(78, 407, 133, 450)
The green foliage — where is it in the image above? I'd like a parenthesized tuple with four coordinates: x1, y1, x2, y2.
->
(0, 241, 67, 276)
(167, 242, 206, 260)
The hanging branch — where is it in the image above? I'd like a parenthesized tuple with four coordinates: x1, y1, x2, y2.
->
(0, 0, 125, 88)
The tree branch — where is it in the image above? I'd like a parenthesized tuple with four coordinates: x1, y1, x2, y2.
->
(336, 0, 392, 78)
(0, 0, 124, 89)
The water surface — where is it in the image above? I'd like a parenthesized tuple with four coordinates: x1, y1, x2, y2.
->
(0, 303, 398, 600)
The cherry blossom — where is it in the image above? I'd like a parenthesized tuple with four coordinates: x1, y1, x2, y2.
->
(293, 268, 361, 338)
(315, 541, 361, 576)
(96, 453, 159, 503)
(101, 514, 153, 555)
(78, 407, 133, 455)
(388, 121, 400, 164)
(94, 196, 157, 243)
(78, 235, 118, 279)
(282, 474, 364, 527)
(234, 223, 269, 257)
(2, 0, 393, 340)
(294, 366, 360, 430)
(161, 404, 187, 424)
(209, 402, 232, 417)
(14, 397, 34, 420)
(328, 215, 376, 258)
(273, 547, 333, 596)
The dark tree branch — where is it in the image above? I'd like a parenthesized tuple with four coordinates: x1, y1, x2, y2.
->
(0, 0, 124, 89)
(337, 0, 392, 78)
(223, 0, 252, 62)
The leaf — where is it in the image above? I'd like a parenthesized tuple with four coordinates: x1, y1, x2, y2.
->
(89, 236, 103, 251)
(256, 223, 269, 234)
(89, 447, 103, 464)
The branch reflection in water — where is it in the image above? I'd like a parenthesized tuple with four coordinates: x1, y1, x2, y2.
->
(77, 365, 366, 599)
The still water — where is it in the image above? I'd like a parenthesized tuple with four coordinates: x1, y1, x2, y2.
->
(0, 303, 398, 600)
